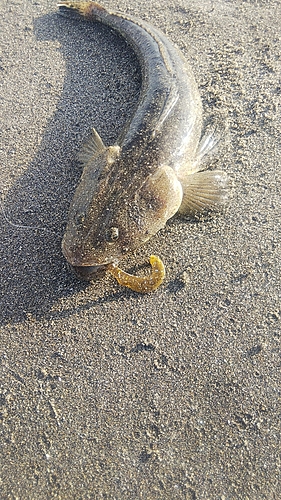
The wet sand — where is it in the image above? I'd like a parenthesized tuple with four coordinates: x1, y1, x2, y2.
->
(0, 0, 280, 498)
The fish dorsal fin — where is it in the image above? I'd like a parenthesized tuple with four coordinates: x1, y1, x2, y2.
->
(151, 84, 179, 140)
(78, 128, 106, 166)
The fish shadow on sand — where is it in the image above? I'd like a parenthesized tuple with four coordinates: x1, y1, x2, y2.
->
(0, 11, 142, 325)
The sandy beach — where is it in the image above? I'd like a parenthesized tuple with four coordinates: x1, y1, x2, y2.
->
(0, 0, 280, 498)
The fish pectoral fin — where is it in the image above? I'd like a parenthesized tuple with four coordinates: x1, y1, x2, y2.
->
(78, 127, 106, 166)
(179, 170, 228, 215)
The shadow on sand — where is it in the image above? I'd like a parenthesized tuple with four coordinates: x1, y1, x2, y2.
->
(0, 11, 141, 325)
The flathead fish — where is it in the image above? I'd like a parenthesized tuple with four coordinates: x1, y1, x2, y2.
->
(58, 1, 228, 292)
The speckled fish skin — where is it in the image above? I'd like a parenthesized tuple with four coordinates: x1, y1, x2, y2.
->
(59, 1, 227, 269)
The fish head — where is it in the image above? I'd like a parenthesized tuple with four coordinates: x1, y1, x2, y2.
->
(62, 147, 129, 268)
(62, 206, 133, 269)
(62, 148, 183, 269)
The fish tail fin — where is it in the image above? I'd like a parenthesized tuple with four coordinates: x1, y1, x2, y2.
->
(57, 1, 105, 18)
(179, 170, 229, 215)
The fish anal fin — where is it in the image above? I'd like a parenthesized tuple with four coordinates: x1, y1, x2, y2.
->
(78, 128, 106, 166)
(179, 170, 228, 215)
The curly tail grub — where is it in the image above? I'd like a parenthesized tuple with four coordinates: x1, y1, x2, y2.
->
(108, 255, 165, 293)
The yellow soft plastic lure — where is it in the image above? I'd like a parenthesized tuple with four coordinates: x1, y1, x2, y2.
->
(107, 255, 165, 293)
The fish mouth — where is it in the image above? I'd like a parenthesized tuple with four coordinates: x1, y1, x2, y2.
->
(62, 240, 115, 268)
(71, 264, 109, 281)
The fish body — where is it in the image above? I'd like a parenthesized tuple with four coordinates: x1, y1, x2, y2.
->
(59, 2, 228, 279)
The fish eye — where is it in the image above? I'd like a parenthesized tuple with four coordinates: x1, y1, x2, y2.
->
(107, 226, 119, 242)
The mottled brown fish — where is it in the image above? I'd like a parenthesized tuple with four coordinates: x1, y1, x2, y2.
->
(58, 1, 228, 293)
